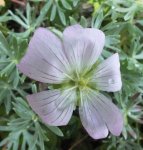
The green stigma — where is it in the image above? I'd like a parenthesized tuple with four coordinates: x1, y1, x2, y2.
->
(76, 78, 88, 89)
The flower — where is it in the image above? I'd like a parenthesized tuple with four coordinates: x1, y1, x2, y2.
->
(17, 24, 123, 139)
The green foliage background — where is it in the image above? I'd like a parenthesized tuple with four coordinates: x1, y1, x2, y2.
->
(0, 0, 143, 149)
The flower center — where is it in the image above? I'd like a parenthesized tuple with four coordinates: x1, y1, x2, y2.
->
(76, 78, 87, 87)
(76, 78, 88, 89)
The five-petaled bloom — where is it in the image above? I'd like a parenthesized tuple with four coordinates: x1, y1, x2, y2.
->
(17, 24, 123, 139)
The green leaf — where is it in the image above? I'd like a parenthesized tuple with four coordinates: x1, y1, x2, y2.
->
(80, 16, 87, 27)
(134, 52, 143, 60)
(73, 0, 79, 7)
(0, 12, 12, 22)
(50, 5, 57, 21)
(47, 126, 64, 137)
(0, 62, 15, 76)
(4, 94, 12, 114)
(0, 31, 9, 54)
(69, 16, 77, 25)
(35, 0, 53, 27)
(58, 8, 66, 25)
(92, 8, 104, 28)
(61, 0, 72, 10)
(31, 83, 37, 93)
(8, 10, 28, 29)
(26, 3, 32, 25)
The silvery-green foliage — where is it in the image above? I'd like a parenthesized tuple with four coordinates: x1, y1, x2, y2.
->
(0, 0, 143, 149)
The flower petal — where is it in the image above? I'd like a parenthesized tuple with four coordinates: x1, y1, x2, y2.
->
(92, 92, 123, 136)
(27, 88, 76, 126)
(90, 53, 122, 92)
(17, 28, 70, 84)
(79, 89, 123, 139)
(63, 24, 105, 74)
(79, 90, 108, 139)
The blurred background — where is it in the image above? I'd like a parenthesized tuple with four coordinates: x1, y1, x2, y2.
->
(0, 0, 143, 149)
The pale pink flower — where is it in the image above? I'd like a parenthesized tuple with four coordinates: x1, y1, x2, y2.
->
(17, 25, 123, 139)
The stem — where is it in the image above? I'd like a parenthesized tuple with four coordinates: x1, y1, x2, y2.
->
(68, 135, 88, 150)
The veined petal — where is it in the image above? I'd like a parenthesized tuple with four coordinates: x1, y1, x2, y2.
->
(79, 89, 123, 139)
(79, 90, 108, 139)
(63, 24, 105, 74)
(27, 88, 76, 126)
(90, 53, 122, 92)
(17, 28, 70, 84)
(91, 92, 123, 136)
